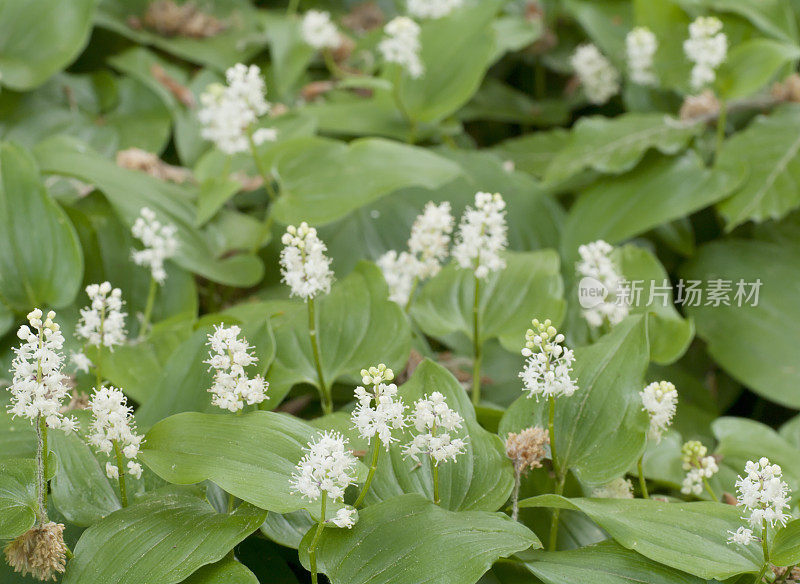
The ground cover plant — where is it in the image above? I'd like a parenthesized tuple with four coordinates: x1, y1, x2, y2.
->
(1, 0, 800, 582)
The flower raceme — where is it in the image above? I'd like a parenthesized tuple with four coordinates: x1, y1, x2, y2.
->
(576, 239, 629, 329)
(626, 27, 658, 86)
(87, 386, 144, 479)
(519, 319, 578, 401)
(351, 364, 406, 448)
(301, 10, 341, 51)
(76, 282, 127, 349)
(570, 44, 620, 105)
(403, 392, 467, 465)
(639, 381, 678, 442)
(131, 207, 179, 285)
(727, 457, 792, 546)
(379, 17, 424, 79)
(204, 325, 268, 412)
(280, 222, 334, 300)
(680, 440, 719, 496)
(684, 16, 727, 90)
(452, 192, 508, 279)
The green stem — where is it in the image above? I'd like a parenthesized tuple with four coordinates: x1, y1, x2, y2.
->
(638, 454, 649, 499)
(65, 544, 74, 560)
(354, 439, 381, 508)
(776, 564, 796, 584)
(548, 395, 558, 477)
(113, 440, 129, 507)
(139, 277, 158, 340)
(287, 0, 300, 15)
(391, 67, 416, 144)
(308, 492, 327, 584)
(227, 491, 236, 513)
(35, 416, 48, 524)
(715, 100, 728, 160)
(403, 277, 419, 313)
(471, 274, 482, 406)
(308, 298, 332, 415)
(547, 395, 562, 551)
(702, 477, 719, 503)
(247, 132, 277, 201)
(432, 459, 440, 505)
(548, 472, 566, 552)
(322, 49, 345, 78)
(95, 305, 106, 389)
(511, 466, 522, 521)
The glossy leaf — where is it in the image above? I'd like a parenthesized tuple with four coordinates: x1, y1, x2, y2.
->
(0, 458, 38, 539)
(183, 557, 259, 584)
(717, 39, 800, 100)
(772, 518, 800, 566)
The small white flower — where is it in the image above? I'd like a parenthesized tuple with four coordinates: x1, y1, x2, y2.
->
(452, 192, 507, 279)
(76, 282, 127, 348)
(198, 63, 277, 155)
(571, 44, 620, 105)
(7, 310, 77, 432)
(290, 431, 359, 503)
(403, 392, 467, 465)
(519, 319, 578, 401)
(591, 477, 634, 499)
(301, 10, 341, 50)
(379, 17, 424, 78)
(640, 381, 678, 442)
(626, 27, 658, 86)
(680, 441, 719, 496)
(329, 507, 358, 528)
(87, 386, 144, 480)
(131, 207, 179, 285)
(377, 250, 418, 306)
(406, 0, 462, 19)
(733, 457, 792, 534)
(727, 526, 755, 546)
(70, 351, 93, 374)
(684, 17, 727, 90)
(351, 364, 406, 448)
(576, 240, 629, 329)
(204, 325, 268, 412)
(280, 222, 334, 300)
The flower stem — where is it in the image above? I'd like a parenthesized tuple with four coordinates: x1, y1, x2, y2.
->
(471, 274, 482, 406)
(308, 491, 327, 584)
(715, 100, 727, 160)
(308, 298, 332, 415)
(113, 440, 129, 507)
(547, 395, 563, 551)
(139, 276, 158, 340)
(354, 439, 381, 508)
(702, 477, 719, 502)
(247, 131, 277, 202)
(227, 491, 236, 513)
(403, 277, 419, 313)
(511, 466, 522, 521)
(35, 416, 48, 524)
(431, 459, 440, 505)
(391, 67, 416, 144)
(638, 454, 649, 499)
(322, 49, 345, 79)
(776, 564, 797, 583)
(287, 0, 300, 15)
(548, 472, 566, 552)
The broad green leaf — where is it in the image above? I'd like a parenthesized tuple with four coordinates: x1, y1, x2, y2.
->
(140, 411, 362, 516)
(184, 557, 259, 584)
(544, 114, 702, 185)
(0, 404, 36, 459)
(780, 415, 800, 449)
(500, 316, 650, 485)
(563, 0, 632, 65)
(521, 540, 705, 584)
(0, 0, 96, 90)
(263, 13, 314, 100)
(270, 137, 461, 226)
(299, 494, 539, 584)
(63, 491, 266, 584)
(681, 239, 800, 408)
(0, 458, 38, 539)
(367, 360, 514, 512)
(772, 518, 800, 566)
(411, 251, 565, 354)
(676, 0, 798, 43)
(267, 262, 411, 406)
(634, 0, 692, 91)
(0, 142, 83, 311)
(491, 15, 543, 61)
(717, 39, 800, 100)
(717, 104, 800, 228)
(50, 430, 121, 527)
(260, 510, 314, 549)
(460, 79, 570, 126)
(518, 495, 762, 579)
(491, 129, 571, 179)
(34, 136, 264, 286)
(300, 96, 412, 142)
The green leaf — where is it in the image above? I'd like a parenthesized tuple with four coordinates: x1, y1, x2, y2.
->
(260, 510, 314, 549)
(270, 137, 461, 226)
(518, 495, 762, 579)
(500, 316, 649, 485)
(633, 0, 693, 92)
(681, 239, 800, 408)
(564, 0, 632, 64)
(676, 0, 798, 43)
(50, 430, 121, 527)
(299, 494, 539, 584)
(267, 262, 411, 405)
(63, 491, 266, 584)
(263, 13, 314, 100)
(0, 0, 96, 90)
(520, 540, 706, 584)
(460, 78, 570, 126)
(0, 405, 36, 460)
(183, 557, 259, 584)
(717, 104, 800, 228)
(367, 360, 514, 512)
(34, 136, 264, 286)
(544, 114, 702, 185)
(411, 251, 565, 354)
(772, 518, 800, 566)
(0, 458, 38, 540)
(0, 141, 83, 311)
(491, 129, 571, 179)
(717, 39, 800, 100)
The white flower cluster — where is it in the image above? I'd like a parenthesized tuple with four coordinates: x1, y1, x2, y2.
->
(280, 222, 334, 300)
(379, 17, 424, 79)
(571, 44, 620, 105)
(639, 380, 678, 442)
(301, 10, 341, 51)
(576, 240, 629, 329)
(727, 458, 792, 546)
(683, 17, 727, 90)
(290, 431, 359, 528)
(519, 319, 578, 401)
(198, 63, 277, 155)
(452, 192, 508, 279)
(680, 440, 719, 496)
(403, 392, 467, 465)
(131, 207, 179, 285)
(591, 477, 634, 499)
(70, 351, 93, 374)
(407, 0, 462, 19)
(378, 201, 454, 305)
(626, 27, 658, 86)
(76, 282, 127, 348)
(351, 364, 406, 448)
(87, 386, 144, 479)
(8, 310, 77, 432)
(204, 325, 268, 412)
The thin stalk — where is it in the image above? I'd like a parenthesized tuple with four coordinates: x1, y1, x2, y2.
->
(702, 477, 719, 503)
(35, 416, 48, 524)
(471, 274, 482, 406)
(227, 491, 236, 513)
(547, 395, 562, 551)
(403, 277, 419, 313)
(431, 459, 440, 505)
(776, 565, 797, 584)
(308, 492, 327, 584)
(548, 395, 558, 477)
(113, 440, 129, 507)
(715, 100, 728, 160)
(391, 67, 416, 144)
(287, 0, 300, 15)
(139, 276, 158, 340)
(322, 49, 346, 79)
(511, 465, 522, 521)
(308, 298, 332, 415)
(65, 544, 74, 560)
(638, 454, 649, 499)
(247, 132, 277, 201)
(548, 473, 566, 552)
(95, 304, 106, 389)
(354, 439, 381, 508)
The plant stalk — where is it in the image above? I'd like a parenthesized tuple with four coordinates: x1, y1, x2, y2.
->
(432, 459, 440, 505)
(715, 100, 728, 160)
(471, 274, 482, 406)
(547, 395, 563, 551)
(113, 440, 129, 507)
(139, 276, 158, 340)
(511, 465, 522, 521)
(308, 491, 327, 584)
(638, 454, 649, 499)
(308, 298, 332, 415)
(35, 416, 48, 524)
(354, 439, 381, 508)
(702, 477, 719, 503)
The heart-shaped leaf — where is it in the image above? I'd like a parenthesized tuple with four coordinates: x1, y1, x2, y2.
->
(0, 458, 38, 540)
